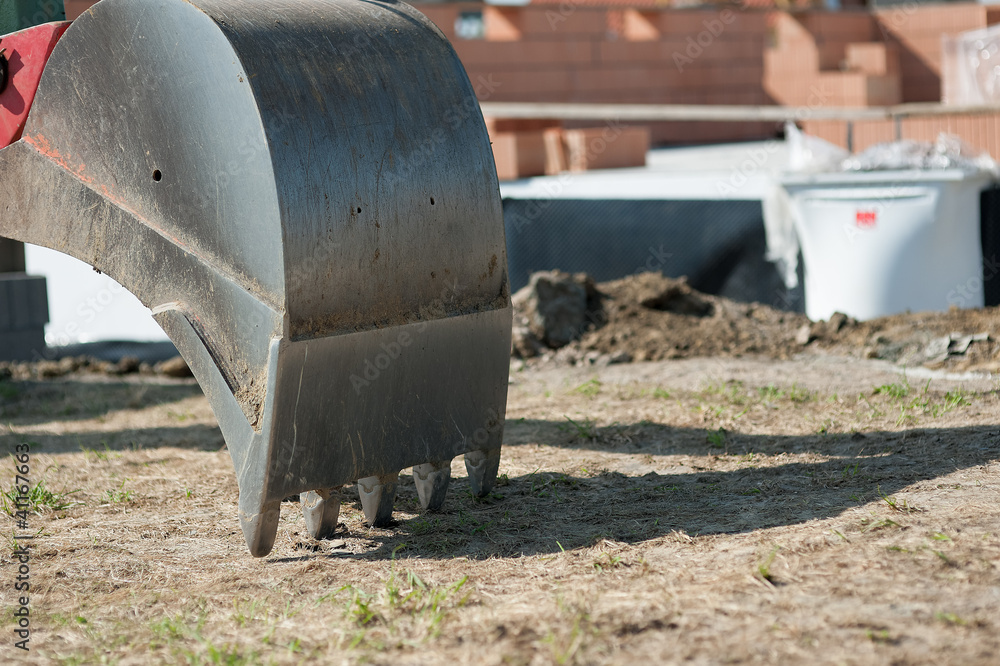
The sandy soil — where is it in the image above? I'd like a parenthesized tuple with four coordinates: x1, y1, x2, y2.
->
(0, 351, 998, 665)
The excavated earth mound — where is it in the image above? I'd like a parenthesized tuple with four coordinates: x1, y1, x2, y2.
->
(513, 270, 1000, 374)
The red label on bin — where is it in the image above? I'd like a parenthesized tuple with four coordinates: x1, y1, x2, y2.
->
(855, 210, 877, 228)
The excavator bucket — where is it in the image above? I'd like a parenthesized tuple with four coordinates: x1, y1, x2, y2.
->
(0, 0, 511, 556)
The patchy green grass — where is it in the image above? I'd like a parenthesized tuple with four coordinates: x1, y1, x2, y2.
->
(147, 609, 264, 664)
(706, 428, 727, 449)
(868, 378, 977, 426)
(6, 362, 1000, 666)
(1, 473, 82, 516)
(80, 442, 121, 462)
(332, 567, 471, 650)
(559, 416, 598, 440)
(572, 379, 602, 398)
(701, 380, 749, 406)
(755, 545, 781, 584)
(873, 381, 911, 400)
(103, 479, 134, 504)
(757, 383, 815, 404)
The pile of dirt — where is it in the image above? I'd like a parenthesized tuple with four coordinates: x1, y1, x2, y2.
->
(0, 355, 192, 381)
(824, 307, 1000, 373)
(513, 270, 1000, 373)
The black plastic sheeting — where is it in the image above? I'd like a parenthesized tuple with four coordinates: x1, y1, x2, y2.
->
(47, 340, 178, 364)
(504, 198, 805, 312)
(980, 185, 1000, 307)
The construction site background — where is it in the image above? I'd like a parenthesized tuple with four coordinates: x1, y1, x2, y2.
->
(62, 0, 1000, 175)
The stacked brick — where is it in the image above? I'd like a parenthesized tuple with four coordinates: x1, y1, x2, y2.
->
(58, 1, 1000, 172)
(421, 2, 776, 152)
(485, 118, 650, 181)
(808, 113, 1000, 161)
(417, 2, 1000, 174)
(787, 4, 994, 154)
(764, 11, 899, 108)
(875, 3, 986, 103)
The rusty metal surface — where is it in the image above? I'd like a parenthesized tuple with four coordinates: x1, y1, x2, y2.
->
(0, 0, 511, 556)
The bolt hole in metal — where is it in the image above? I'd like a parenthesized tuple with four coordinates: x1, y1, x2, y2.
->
(430, 197, 435, 205)
(356, 206, 362, 214)
(152, 169, 162, 182)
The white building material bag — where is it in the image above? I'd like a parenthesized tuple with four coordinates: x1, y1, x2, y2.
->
(765, 124, 997, 321)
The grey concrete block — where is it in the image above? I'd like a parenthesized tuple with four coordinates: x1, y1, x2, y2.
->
(0, 273, 49, 331)
(0, 273, 49, 360)
(0, 328, 46, 361)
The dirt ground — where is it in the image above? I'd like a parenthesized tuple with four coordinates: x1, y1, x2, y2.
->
(0, 354, 997, 664)
(1, 276, 999, 664)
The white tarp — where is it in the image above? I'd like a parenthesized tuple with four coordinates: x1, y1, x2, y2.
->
(942, 24, 1000, 105)
(762, 124, 848, 289)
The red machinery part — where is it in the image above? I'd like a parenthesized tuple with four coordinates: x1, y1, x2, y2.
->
(0, 21, 71, 149)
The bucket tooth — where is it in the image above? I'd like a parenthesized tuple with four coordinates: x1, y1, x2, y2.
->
(464, 448, 501, 498)
(239, 497, 281, 558)
(301, 488, 341, 540)
(412, 460, 452, 511)
(358, 474, 399, 527)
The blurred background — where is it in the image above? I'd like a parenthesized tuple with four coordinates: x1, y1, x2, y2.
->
(6, 0, 1000, 359)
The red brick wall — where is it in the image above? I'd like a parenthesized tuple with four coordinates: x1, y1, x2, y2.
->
(56, 1, 990, 112)
(806, 113, 1000, 159)
(874, 3, 986, 103)
(55, 1, 1000, 157)
(63, 0, 96, 20)
(424, 3, 994, 145)
(422, 3, 778, 144)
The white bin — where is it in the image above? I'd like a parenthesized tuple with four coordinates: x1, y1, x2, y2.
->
(781, 169, 993, 321)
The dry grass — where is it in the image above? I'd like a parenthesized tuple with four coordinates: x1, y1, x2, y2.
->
(1, 359, 999, 664)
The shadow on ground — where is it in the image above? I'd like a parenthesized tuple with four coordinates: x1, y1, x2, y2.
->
(0, 378, 203, 428)
(0, 423, 225, 454)
(311, 418, 1000, 562)
(3, 385, 998, 560)
(0, 379, 220, 453)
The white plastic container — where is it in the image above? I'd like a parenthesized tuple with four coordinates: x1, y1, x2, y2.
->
(781, 169, 993, 321)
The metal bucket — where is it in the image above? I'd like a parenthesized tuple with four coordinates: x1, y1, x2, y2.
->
(0, 0, 511, 556)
